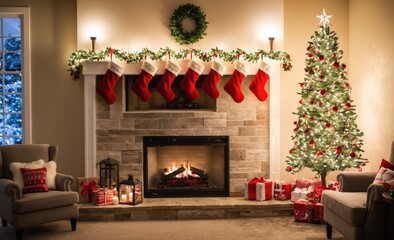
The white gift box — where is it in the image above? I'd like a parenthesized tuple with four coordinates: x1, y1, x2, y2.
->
(291, 187, 312, 202)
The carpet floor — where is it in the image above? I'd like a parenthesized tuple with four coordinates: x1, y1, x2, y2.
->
(0, 216, 346, 240)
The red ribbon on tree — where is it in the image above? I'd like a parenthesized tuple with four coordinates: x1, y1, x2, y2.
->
(80, 180, 97, 202)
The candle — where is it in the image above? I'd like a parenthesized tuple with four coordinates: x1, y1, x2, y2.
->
(112, 196, 119, 205)
(128, 192, 133, 202)
(121, 194, 127, 203)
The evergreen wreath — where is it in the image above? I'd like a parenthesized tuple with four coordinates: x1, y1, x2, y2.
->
(169, 3, 208, 45)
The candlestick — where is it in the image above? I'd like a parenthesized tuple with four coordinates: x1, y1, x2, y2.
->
(128, 192, 134, 202)
(112, 196, 119, 205)
(121, 194, 127, 203)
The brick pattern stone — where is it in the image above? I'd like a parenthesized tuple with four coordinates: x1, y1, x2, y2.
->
(95, 76, 269, 196)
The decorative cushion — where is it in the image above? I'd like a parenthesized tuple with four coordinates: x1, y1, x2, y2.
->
(374, 167, 394, 184)
(44, 161, 57, 189)
(20, 167, 49, 194)
(9, 159, 45, 188)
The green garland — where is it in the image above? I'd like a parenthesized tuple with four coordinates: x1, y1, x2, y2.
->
(67, 47, 292, 81)
(169, 3, 208, 45)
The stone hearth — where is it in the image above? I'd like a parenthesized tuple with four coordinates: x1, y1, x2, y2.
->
(78, 198, 293, 221)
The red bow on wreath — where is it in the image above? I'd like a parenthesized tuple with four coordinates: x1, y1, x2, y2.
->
(80, 180, 97, 202)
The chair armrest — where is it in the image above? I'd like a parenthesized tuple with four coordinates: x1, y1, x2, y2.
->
(365, 181, 393, 210)
(55, 173, 74, 191)
(337, 172, 376, 192)
(0, 178, 22, 200)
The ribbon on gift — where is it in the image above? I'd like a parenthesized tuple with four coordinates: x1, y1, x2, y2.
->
(80, 180, 97, 202)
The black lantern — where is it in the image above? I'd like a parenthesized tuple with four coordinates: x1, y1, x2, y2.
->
(119, 174, 143, 205)
(99, 156, 119, 193)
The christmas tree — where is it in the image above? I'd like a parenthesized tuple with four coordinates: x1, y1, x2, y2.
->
(285, 9, 367, 187)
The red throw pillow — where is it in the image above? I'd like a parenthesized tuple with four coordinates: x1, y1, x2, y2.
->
(379, 159, 394, 171)
(20, 167, 49, 194)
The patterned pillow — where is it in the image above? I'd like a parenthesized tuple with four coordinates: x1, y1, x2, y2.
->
(9, 159, 45, 188)
(20, 167, 49, 194)
(379, 159, 394, 171)
(374, 167, 394, 184)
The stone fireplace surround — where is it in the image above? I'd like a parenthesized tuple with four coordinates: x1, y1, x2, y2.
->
(82, 60, 280, 197)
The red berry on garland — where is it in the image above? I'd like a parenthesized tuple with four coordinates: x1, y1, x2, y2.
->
(325, 122, 332, 128)
(319, 55, 325, 61)
(320, 89, 327, 95)
(317, 151, 323, 157)
(286, 166, 292, 172)
(309, 139, 315, 146)
(350, 152, 356, 158)
(333, 62, 340, 68)
(333, 106, 338, 112)
(345, 102, 351, 108)
(336, 146, 342, 153)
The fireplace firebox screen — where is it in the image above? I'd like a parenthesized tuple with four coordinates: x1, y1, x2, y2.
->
(143, 136, 229, 198)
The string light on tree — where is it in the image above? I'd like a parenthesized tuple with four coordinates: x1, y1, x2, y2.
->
(285, 8, 367, 187)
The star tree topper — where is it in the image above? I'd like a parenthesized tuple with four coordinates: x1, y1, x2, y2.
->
(316, 8, 333, 27)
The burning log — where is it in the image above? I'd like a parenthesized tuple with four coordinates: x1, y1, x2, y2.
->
(190, 166, 209, 180)
(161, 166, 185, 180)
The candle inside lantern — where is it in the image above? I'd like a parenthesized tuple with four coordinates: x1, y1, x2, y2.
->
(128, 192, 133, 202)
(121, 194, 127, 203)
(112, 196, 119, 205)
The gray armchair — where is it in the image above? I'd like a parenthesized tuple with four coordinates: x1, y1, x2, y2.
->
(321, 141, 394, 240)
(0, 144, 79, 240)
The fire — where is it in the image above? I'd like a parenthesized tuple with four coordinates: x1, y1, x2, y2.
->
(164, 161, 199, 178)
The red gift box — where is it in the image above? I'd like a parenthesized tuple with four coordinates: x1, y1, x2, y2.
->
(256, 180, 273, 201)
(294, 199, 324, 224)
(295, 178, 321, 190)
(77, 177, 98, 203)
(245, 177, 265, 200)
(274, 181, 292, 200)
(92, 189, 114, 206)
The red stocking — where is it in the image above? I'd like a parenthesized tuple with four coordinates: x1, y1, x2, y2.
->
(131, 61, 157, 102)
(180, 60, 204, 100)
(201, 60, 226, 99)
(155, 61, 181, 101)
(249, 61, 272, 102)
(96, 61, 124, 104)
(224, 61, 249, 103)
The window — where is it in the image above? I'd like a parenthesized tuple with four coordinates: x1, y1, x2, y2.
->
(0, 8, 30, 145)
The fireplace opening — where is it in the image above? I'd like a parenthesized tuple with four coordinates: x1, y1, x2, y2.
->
(143, 136, 229, 198)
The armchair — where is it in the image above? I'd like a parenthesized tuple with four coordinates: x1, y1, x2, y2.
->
(0, 144, 79, 240)
(321, 141, 394, 240)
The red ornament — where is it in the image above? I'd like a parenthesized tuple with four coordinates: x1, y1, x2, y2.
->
(317, 151, 323, 157)
(336, 146, 342, 153)
(299, 99, 303, 104)
(345, 83, 350, 87)
(304, 128, 310, 134)
(307, 46, 311, 51)
(333, 62, 340, 68)
(341, 64, 347, 69)
(286, 166, 292, 172)
(308, 53, 314, 57)
(325, 122, 332, 128)
(310, 100, 315, 105)
(304, 68, 309, 73)
(289, 149, 294, 155)
(319, 102, 323, 108)
(350, 152, 356, 158)
(358, 167, 363, 172)
(309, 70, 314, 74)
(345, 102, 351, 108)
(293, 121, 298, 125)
(310, 117, 314, 121)
(320, 89, 327, 95)
(319, 55, 325, 61)
(309, 139, 315, 146)
(293, 127, 299, 132)
(303, 114, 307, 118)
(332, 106, 339, 112)
(319, 75, 324, 79)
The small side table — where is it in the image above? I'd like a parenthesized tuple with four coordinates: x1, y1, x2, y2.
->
(382, 192, 394, 240)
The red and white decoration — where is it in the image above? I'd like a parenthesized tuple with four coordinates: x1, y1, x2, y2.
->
(92, 188, 114, 206)
(201, 60, 227, 99)
(180, 60, 204, 100)
(249, 60, 272, 102)
(274, 181, 292, 200)
(294, 199, 324, 224)
(131, 61, 158, 102)
(156, 60, 182, 101)
(256, 180, 274, 201)
(20, 167, 49, 194)
(224, 60, 250, 103)
(96, 61, 124, 104)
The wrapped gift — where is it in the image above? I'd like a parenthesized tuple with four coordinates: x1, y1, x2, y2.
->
(256, 180, 274, 201)
(291, 187, 311, 202)
(77, 177, 98, 203)
(295, 178, 321, 191)
(327, 181, 340, 191)
(244, 177, 265, 200)
(294, 199, 324, 224)
(274, 181, 292, 200)
(92, 188, 114, 206)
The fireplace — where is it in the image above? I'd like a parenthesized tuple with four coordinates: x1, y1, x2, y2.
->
(143, 136, 229, 198)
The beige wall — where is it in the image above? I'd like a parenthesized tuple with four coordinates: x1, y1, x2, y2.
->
(349, 0, 394, 171)
(0, 0, 84, 188)
(1, 0, 392, 187)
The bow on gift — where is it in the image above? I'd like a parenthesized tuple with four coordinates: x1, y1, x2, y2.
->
(80, 180, 97, 201)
